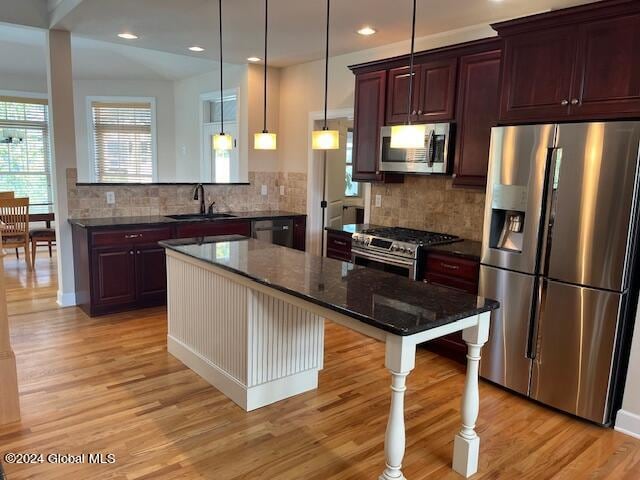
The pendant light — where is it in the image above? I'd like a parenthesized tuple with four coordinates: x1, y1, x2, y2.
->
(312, 0, 339, 150)
(213, 0, 233, 151)
(254, 0, 277, 150)
(390, 0, 426, 149)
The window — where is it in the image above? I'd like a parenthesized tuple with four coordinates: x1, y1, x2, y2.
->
(0, 95, 52, 213)
(89, 98, 156, 183)
(201, 90, 239, 183)
(344, 129, 359, 197)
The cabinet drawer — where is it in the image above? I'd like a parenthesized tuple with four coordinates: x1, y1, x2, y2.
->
(425, 253, 479, 282)
(175, 220, 250, 238)
(92, 227, 172, 247)
(424, 272, 477, 295)
(326, 233, 352, 253)
(327, 248, 352, 263)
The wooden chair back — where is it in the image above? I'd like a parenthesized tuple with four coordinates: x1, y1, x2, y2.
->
(0, 192, 15, 199)
(0, 198, 30, 237)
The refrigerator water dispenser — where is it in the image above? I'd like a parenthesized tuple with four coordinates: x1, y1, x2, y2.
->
(489, 209, 525, 252)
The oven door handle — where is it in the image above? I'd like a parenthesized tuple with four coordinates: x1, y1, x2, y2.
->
(351, 248, 415, 268)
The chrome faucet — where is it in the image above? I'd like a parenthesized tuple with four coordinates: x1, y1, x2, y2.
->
(192, 184, 205, 215)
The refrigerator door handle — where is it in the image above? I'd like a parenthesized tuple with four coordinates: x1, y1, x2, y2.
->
(527, 277, 546, 360)
(538, 147, 563, 276)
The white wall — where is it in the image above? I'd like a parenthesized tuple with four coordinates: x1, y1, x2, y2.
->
(73, 78, 176, 182)
(0, 72, 47, 94)
(616, 309, 640, 438)
(277, 24, 496, 174)
(173, 63, 248, 181)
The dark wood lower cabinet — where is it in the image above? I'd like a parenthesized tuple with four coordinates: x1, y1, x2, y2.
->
(92, 246, 137, 310)
(135, 245, 168, 307)
(72, 216, 306, 317)
(420, 251, 480, 364)
(326, 230, 352, 262)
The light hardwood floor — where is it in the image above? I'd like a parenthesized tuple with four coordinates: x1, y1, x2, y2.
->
(2, 253, 640, 479)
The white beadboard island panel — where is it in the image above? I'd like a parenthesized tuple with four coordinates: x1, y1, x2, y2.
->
(167, 253, 324, 411)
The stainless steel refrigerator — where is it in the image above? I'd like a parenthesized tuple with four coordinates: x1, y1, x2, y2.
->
(478, 122, 640, 425)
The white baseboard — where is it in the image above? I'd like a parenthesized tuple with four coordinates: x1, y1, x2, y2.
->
(615, 409, 640, 439)
(168, 335, 319, 412)
(56, 291, 76, 307)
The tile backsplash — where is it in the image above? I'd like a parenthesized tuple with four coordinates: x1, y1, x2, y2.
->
(66, 168, 307, 219)
(369, 175, 486, 241)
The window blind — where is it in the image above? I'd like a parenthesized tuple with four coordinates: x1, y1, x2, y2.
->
(91, 101, 154, 183)
(0, 97, 52, 212)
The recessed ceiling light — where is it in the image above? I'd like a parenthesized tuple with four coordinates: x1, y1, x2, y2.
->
(118, 33, 138, 40)
(357, 26, 376, 36)
(247, 56, 262, 62)
(189, 46, 205, 52)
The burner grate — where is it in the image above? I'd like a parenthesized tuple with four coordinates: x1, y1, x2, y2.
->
(361, 227, 460, 246)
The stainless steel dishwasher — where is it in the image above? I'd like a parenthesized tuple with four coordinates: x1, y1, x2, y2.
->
(251, 218, 294, 248)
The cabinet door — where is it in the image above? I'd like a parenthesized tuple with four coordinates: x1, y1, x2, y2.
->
(353, 70, 387, 181)
(453, 50, 501, 187)
(135, 245, 167, 307)
(499, 27, 577, 122)
(293, 217, 306, 252)
(571, 13, 640, 118)
(175, 220, 250, 239)
(386, 66, 420, 125)
(417, 58, 457, 121)
(91, 246, 136, 308)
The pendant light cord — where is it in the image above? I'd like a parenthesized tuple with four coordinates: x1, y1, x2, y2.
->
(406, 0, 417, 126)
(219, 0, 225, 135)
(322, 0, 330, 130)
(263, 0, 268, 133)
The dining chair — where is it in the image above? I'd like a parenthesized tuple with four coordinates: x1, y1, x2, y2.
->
(0, 197, 32, 271)
(30, 227, 56, 266)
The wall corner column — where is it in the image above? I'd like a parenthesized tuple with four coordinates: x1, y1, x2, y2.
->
(0, 237, 20, 425)
(46, 29, 78, 307)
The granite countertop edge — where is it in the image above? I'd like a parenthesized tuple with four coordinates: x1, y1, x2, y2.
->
(160, 237, 498, 337)
(68, 211, 307, 229)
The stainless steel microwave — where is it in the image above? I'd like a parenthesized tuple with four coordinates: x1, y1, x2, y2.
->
(379, 123, 452, 174)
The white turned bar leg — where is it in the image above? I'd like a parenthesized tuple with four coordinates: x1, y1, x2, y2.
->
(453, 312, 490, 478)
(380, 336, 416, 480)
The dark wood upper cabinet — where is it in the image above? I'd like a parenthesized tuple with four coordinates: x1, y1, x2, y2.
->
(386, 66, 419, 124)
(352, 70, 387, 182)
(494, 0, 640, 123)
(417, 58, 457, 122)
(499, 26, 577, 122)
(386, 59, 457, 125)
(454, 49, 501, 188)
(571, 13, 640, 117)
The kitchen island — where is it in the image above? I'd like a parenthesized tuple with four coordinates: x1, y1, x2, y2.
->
(161, 236, 498, 479)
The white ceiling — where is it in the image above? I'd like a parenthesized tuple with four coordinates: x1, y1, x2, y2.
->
(0, 23, 217, 81)
(52, 0, 599, 67)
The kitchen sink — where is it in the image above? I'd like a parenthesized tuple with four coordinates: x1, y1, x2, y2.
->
(166, 213, 236, 220)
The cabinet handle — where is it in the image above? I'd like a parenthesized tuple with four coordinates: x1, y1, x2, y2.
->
(561, 99, 569, 106)
(411, 110, 417, 115)
(417, 110, 423, 115)
(125, 233, 142, 239)
(137, 250, 141, 255)
(571, 98, 579, 105)
(440, 262, 460, 270)
(129, 250, 134, 255)
(333, 240, 347, 246)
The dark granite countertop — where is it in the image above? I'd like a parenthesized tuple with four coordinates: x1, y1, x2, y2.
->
(160, 236, 497, 337)
(426, 240, 482, 261)
(325, 223, 481, 261)
(68, 211, 306, 229)
(325, 223, 383, 235)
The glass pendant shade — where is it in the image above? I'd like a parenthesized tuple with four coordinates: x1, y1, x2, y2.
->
(254, 132, 277, 150)
(312, 129, 339, 150)
(213, 133, 233, 151)
(390, 124, 426, 149)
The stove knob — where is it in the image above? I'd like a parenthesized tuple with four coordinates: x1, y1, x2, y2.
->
(391, 245, 398, 251)
(399, 247, 406, 253)
(407, 248, 414, 255)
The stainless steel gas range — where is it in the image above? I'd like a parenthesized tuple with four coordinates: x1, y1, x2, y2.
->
(351, 227, 460, 280)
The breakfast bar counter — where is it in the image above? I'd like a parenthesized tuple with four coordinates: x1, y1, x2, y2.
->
(161, 236, 498, 479)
